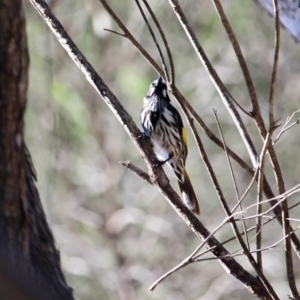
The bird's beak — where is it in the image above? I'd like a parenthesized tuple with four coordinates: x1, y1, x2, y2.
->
(151, 76, 163, 96)
(157, 75, 163, 87)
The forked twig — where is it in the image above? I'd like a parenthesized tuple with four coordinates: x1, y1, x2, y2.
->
(161, 217, 300, 293)
(273, 109, 300, 145)
(195, 223, 300, 263)
(151, 180, 300, 292)
(150, 210, 240, 291)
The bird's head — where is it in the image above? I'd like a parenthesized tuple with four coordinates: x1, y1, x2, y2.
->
(147, 76, 169, 101)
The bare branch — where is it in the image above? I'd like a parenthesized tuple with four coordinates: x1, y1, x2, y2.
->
(119, 161, 151, 184)
(135, 0, 169, 82)
(256, 132, 272, 273)
(103, 28, 125, 36)
(100, 0, 163, 76)
(273, 109, 300, 145)
(141, 0, 175, 86)
(149, 258, 191, 292)
(268, 0, 280, 128)
(195, 223, 300, 263)
(211, 0, 259, 115)
(214, 110, 250, 250)
(231, 167, 259, 214)
(150, 209, 243, 291)
(168, 0, 260, 168)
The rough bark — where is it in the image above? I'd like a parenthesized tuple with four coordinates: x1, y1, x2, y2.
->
(0, 1, 73, 299)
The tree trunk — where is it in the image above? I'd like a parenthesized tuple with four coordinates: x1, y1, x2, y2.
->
(0, 1, 73, 299)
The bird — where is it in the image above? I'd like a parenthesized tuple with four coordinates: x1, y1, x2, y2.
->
(140, 76, 200, 215)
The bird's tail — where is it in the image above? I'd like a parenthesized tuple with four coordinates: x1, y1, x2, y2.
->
(177, 168, 200, 215)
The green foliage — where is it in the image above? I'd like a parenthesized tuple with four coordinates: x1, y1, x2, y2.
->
(51, 79, 91, 141)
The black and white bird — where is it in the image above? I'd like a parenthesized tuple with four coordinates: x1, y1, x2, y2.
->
(140, 76, 200, 215)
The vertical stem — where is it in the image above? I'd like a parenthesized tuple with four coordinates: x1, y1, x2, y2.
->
(256, 133, 272, 272)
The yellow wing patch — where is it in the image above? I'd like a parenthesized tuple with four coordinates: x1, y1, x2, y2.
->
(181, 127, 188, 157)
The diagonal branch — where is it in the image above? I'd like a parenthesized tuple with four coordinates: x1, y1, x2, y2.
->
(120, 161, 151, 184)
(273, 109, 300, 145)
(211, 0, 259, 115)
(168, 0, 259, 169)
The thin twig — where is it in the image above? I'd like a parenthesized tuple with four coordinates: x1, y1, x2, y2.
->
(256, 132, 272, 272)
(169, 1, 259, 168)
(141, 0, 175, 86)
(100, 0, 163, 77)
(152, 222, 299, 292)
(235, 215, 300, 223)
(103, 28, 125, 36)
(273, 109, 300, 145)
(289, 200, 300, 211)
(238, 183, 300, 220)
(195, 223, 300, 263)
(149, 258, 191, 292)
(213, 110, 250, 250)
(231, 167, 259, 214)
(211, 0, 259, 116)
(268, 0, 280, 128)
(194, 216, 277, 260)
(119, 161, 151, 184)
(195, 208, 300, 262)
(135, 0, 169, 82)
(150, 209, 241, 291)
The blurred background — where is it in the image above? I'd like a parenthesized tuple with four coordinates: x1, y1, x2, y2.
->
(23, 0, 300, 299)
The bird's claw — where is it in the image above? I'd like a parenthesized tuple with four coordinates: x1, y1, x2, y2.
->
(151, 158, 164, 168)
(136, 132, 148, 140)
